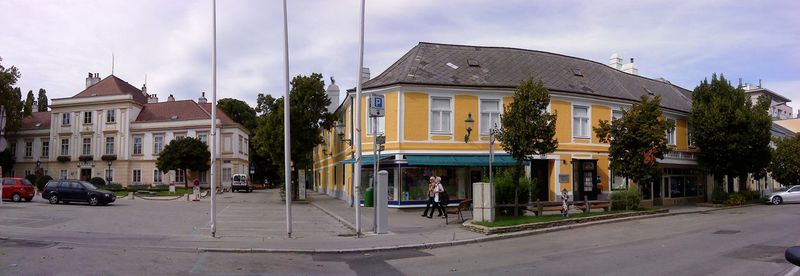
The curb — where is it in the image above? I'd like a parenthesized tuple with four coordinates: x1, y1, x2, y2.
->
(308, 199, 357, 232)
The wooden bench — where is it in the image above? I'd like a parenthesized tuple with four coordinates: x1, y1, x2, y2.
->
(574, 200, 611, 213)
(445, 199, 472, 224)
(527, 200, 566, 216)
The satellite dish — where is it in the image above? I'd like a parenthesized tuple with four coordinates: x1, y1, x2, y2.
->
(0, 137, 7, 152)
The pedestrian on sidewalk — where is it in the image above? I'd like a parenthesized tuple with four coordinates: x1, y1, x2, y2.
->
(560, 188, 570, 217)
(421, 176, 436, 218)
(434, 177, 448, 218)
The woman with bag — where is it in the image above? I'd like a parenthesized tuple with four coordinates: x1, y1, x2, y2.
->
(421, 176, 437, 218)
(434, 177, 448, 219)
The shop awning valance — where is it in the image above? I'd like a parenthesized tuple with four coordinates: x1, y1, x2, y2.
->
(404, 155, 521, 167)
(341, 155, 392, 164)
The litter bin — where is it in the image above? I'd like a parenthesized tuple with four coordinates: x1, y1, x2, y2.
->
(364, 186, 374, 207)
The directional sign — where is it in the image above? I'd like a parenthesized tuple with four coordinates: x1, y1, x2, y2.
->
(249, 164, 255, 174)
(375, 135, 386, 145)
(369, 95, 385, 117)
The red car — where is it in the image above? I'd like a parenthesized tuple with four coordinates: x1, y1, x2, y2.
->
(2, 177, 36, 202)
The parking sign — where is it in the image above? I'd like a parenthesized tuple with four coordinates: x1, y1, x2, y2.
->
(369, 95, 385, 117)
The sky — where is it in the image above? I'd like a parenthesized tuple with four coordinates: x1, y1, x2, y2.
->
(1, 0, 799, 114)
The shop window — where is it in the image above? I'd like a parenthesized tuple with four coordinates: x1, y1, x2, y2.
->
(670, 176, 684, 198)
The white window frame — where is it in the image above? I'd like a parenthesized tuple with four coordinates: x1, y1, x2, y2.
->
(60, 138, 69, 156)
(41, 140, 49, 157)
(175, 169, 185, 183)
(133, 136, 143, 155)
(153, 169, 163, 184)
(666, 118, 676, 146)
(366, 114, 385, 136)
(132, 169, 142, 183)
(687, 123, 695, 147)
(153, 135, 164, 155)
(611, 109, 623, 122)
(60, 169, 68, 180)
(429, 96, 453, 134)
(82, 137, 91, 155)
(62, 113, 71, 125)
(105, 136, 115, 155)
(83, 111, 93, 124)
(572, 105, 591, 138)
(198, 133, 208, 145)
(480, 99, 502, 135)
(106, 109, 116, 123)
(24, 141, 33, 157)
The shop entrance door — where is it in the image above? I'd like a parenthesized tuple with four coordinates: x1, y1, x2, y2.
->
(653, 177, 666, 206)
(80, 169, 92, 181)
(573, 160, 598, 201)
(531, 160, 550, 201)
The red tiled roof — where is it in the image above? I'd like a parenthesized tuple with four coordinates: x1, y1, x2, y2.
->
(200, 103, 236, 125)
(73, 75, 148, 104)
(135, 100, 211, 122)
(21, 112, 51, 130)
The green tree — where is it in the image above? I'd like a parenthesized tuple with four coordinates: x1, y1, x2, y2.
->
(155, 137, 211, 188)
(769, 135, 800, 186)
(1, 57, 24, 133)
(24, 90, 34, 116)
(252, 73, 334, 199)
(496, 78, 558, 216)
(37, 88, 48, 112)
(218, 98, 257, 131)
(689, 74, 772, 192)
(595, 95, 674, 187)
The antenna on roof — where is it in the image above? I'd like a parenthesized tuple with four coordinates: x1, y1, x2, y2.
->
(144, 74, 147, 86)
(111, 53, 115, 75)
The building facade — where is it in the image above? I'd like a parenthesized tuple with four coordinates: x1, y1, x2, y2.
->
(313, 42, 705, 208)
(6, 73, 249, 188)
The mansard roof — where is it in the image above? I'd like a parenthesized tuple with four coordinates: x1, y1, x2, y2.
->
(73, 75, 148, 104)
(362, 42, 693, 112)
(20, 112, 51, 130)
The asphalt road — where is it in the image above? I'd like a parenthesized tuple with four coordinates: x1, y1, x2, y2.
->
(2, 200, 799, 275)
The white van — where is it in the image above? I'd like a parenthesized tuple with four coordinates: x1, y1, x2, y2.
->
(231, 174, 252, 193)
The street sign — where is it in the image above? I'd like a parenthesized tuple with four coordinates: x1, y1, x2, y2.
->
(375, 135, 385, 145)
(368, 95, 385, 117)
(249, 164, 255, 174)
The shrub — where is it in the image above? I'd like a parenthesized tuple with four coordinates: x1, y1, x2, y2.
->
(710, 184, 728, 204)
(103, 183, 124, 191)
(36, 175, 53, 191)
(494, 169, 530, 216)
(89, 177, 106, 186)
(611, 188, 641, 211)
(739, 190, 761, 201)
(724, 192, 747, 206)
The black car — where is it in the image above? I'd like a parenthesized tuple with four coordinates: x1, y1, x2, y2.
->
(41, 180, 116, 206)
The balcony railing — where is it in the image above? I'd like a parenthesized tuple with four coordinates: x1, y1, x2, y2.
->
(664, 151, 696, 160)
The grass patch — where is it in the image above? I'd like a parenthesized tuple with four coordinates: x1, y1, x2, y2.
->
(113, 191, 128, 197)
(474, 208, 659, 228)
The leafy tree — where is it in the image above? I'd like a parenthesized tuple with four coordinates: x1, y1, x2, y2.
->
(156, 137, 211, 188)
(37, 88, 48, 112)
(0, 57, 24, 133)
(218, 98, 257, 131)
(689, 74, 772, 192)
(252, 73, 334, 199)
(769, 135, 800, 186)
(496, 78, 558, 216)
(24, 90, 34, 116)
(595, 95, 674, 187)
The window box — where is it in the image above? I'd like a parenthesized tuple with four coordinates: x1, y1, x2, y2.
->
(57, 156, 71, 163)
(101, 155, 117, 161)
(79, 155, 94, 162)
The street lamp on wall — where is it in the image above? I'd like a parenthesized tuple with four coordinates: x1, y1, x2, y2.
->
(334, 121, 352, 146)
(464, 113, 475, 143)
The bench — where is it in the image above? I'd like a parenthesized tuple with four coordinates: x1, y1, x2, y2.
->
(575, 200, 611, 213)
(527, 200, 566, 216)
(445, 199, 472, 224)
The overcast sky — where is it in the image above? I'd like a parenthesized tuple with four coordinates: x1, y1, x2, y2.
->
(1, 0, 798, 113)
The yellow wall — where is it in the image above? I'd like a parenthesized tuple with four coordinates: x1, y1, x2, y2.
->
(385, 92, 399, 142)
(404, 92, 429, 141)
(455, 95, 478, 143)
(675, 118, 688, 150)
(592, 105, 611, 144)
(552, 100, 572, 143)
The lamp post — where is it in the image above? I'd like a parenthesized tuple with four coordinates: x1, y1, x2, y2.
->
(36, 160, 41, 172)
(106, 160, 112, 182)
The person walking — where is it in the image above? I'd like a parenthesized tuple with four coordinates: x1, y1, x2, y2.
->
(560, 188, 570, 217)
(421, 176, 436, 218)
(434, 176, 448, 218)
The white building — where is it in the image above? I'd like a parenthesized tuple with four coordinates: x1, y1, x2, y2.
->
(6, 73, 249, 188)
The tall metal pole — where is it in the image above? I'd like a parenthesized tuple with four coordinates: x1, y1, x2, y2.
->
(209, 0, 218, 238)
(372, 116, 378, 232)
(353, 0, 366, 236)
(282, 0, 293, 238)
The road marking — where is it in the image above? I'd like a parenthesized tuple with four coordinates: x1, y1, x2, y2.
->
(785, 266, 800, 276)
(190, 252, 208, 273)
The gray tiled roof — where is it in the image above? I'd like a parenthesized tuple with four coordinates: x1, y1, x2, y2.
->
(362, 42, 693, 112)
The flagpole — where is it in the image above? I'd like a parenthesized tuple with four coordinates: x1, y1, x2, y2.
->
(353, 0, 366, 236)
(282, 0, 293, 238)
(209, 0, 218, 238)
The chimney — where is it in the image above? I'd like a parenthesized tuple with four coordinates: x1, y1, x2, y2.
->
(148, 94, 158, 103)
(85, 72, 101, 88)
(326, 77, 340, 113)
(621, 58, 638, 75)
(141, 84, 148, 96)
(608, 53, 623, 70)
(167, 94, 175, 102)
(32, 100, 39, 113)
(360, 67, 370, 84)
(198, 92, 208, 104)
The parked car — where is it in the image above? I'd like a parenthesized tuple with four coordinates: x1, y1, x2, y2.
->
(1, 177, 36, 202)
(41, 179, 116, 206)
(767, 185, 800, 205)
(231, 174, 252, 193)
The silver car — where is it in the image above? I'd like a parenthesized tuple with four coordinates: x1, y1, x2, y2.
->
(767, 185, 800, 205)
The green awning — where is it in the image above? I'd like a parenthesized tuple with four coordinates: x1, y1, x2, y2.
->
(341, 155, 392, 164)
(404, 155, 521, 167)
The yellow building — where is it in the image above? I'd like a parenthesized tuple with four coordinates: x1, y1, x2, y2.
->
(313, 42, 704, 207)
